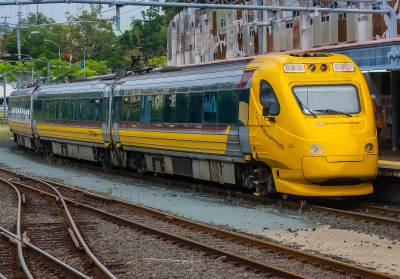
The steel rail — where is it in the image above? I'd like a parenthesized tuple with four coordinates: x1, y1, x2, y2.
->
(241, 194, 400, 227)
(360, 203, 400, 215)
(290, 201, 400, 227)
(0, 166, 396, 278)
(34, 179, 117, 279)
(10, 181, 308, 279)
(35, 185, 400, 279)
(5, 176, 395, 279)
(0, 226, 90, 279)
(0, 168, 114, 278)
(0, 178, 33, 279)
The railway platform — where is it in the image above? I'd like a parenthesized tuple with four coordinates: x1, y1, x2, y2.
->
(373, 147, 400, 203)
(378, 149, 400, 177)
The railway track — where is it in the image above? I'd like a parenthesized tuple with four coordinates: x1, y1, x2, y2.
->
(0, 179, 115, 279)
(271, 199, 400, 228)
(8, 138, 400, 229)
(0, 166, 396, 279)
(19, 148, 400, 229)
(0, 230, 23, 279)
(354, 203, 400, 221)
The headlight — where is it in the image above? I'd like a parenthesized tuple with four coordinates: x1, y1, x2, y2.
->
(364, 143, 374, 153)
(310, 144, 324, 155)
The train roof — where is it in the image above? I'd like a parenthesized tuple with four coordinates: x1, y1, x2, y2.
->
(10, 87, 36, 97)
(245, 52, 351, 71)
(34, 79, 114, 96)
(117, 60, 250, 93)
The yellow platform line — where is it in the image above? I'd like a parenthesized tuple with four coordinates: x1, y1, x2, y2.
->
(379, 160, 400, 166)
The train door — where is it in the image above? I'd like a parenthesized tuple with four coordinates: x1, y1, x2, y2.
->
(247, 75, 286, 193)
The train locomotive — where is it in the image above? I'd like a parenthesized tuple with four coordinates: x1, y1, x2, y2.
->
(8, 52, 378, 197)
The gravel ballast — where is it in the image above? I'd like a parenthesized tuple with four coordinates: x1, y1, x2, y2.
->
(0, 140, 399, 276)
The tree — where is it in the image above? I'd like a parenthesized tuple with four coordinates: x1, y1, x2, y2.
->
(2, 9, 130, 84)
(0, 62, 19, 81)
(4, 13, 63, 60)
(147, 56, 167, 68)
(65, 5, 130, 70)
(121, 6, 168, 64)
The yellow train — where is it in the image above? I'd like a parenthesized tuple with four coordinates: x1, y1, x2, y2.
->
(8, 52, 378, 197)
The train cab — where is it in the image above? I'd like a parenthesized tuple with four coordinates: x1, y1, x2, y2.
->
(245, 53, 378, 196)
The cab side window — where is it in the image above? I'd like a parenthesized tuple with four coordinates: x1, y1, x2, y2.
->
(260, 80, 280, 116)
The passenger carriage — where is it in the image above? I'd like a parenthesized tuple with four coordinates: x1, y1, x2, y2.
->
(110, 62, 251, 186)
(31, 80, 113, 162)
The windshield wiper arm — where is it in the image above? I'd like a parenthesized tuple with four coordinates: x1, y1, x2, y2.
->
(314, 109, 353, 117)
(294, 96, 317, 118)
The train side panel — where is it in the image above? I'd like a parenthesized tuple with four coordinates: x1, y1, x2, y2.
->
(110, 64, 250, 185)
(32, 81, 112, 163)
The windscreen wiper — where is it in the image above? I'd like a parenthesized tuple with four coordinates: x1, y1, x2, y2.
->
(294, 96, 317, 118)
(314, 109, 353, 117)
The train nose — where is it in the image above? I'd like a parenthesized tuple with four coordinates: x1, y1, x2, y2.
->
(301, 155, 378, 183)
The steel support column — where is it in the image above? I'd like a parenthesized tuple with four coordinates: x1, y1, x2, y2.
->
(391, 71, 399, 151)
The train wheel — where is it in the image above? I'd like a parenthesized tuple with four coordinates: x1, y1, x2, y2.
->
(252, 166, 276, 195)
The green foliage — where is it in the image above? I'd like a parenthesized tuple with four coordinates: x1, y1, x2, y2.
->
(3, 9, 129, 72)
(120, 7, 168, 64)
(0, 58, 110, 84)
(65, 6, 130, 70)
(2, 6, 171, 83)
(75, 69, 97, 78)
(21, 12, 55, 25)
(84, 60, 109, 74)
(4, 13, 62, 60)
(147, 56, 167, 68)
(0, 62, 17, 81)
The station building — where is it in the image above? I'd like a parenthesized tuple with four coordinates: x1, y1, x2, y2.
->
(167, 1, 400, 151)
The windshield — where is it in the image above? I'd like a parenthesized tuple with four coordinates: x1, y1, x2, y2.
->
(293, 85, 360, 115)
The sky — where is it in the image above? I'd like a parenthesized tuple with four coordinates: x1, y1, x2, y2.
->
(0, 3, 148, 33)
(0, 84, 13, 97)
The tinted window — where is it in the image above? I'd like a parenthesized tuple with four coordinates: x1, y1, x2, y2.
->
(151, 95, 164, 122)
(218, 90, 239, 123)
(189, 93, 202, 123)
(203, 92, 218, 123)
(260, 80, 280, 116)
(140, 95, 151, 122)
(119, 96, 140, 122)
(176, 94, 189, 123)
(164, 94, 176, 123)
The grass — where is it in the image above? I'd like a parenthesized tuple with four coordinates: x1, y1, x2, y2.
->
(0, 124, 12, 142)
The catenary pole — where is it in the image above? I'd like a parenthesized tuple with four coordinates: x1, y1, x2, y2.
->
(3, 74, 6, 120)
(16, 9, 21, 61)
